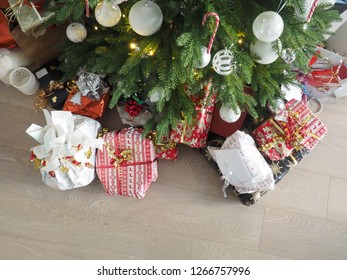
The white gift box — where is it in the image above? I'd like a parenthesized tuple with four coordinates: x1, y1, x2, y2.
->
(208, 130, 275, 194)
(26, 109, 103, 190)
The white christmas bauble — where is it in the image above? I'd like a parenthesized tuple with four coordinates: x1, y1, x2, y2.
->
(194, 46, 211, 68)
(149, 91, 160, 102)
(252, 11, 284, 42)
(212, 49, 235, 76)
(66, 22, 87, 43)
(250, 39, 279, 65)
(219, 105, 241, 123)
(129, 0, 163, 36)
(281, 48, 296, 63)
(95, 0, 122, 27)
(268, 98, 285, 114)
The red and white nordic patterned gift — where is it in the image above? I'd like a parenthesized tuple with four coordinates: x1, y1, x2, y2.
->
(96, 128, 158, 199)
(253, 119, 294, 161)
(170, 83, 217, 148)
(277, 98, 328, 151)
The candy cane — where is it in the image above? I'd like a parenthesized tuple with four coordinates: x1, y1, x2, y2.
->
(85, 0, 90, 17)
(202, 12, 220, 54)
(306, 0, 319, 23)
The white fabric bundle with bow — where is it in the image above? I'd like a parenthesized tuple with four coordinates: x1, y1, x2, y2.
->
(208, 130, 275, 195)
(26, 109, 103, 190)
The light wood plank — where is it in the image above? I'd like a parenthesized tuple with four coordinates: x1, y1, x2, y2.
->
(296, 134, 347, 180)
(257, 168, 330, 219)
(0, 190, 282, 260)
(260, 207, 347, 259)
(327, 176, 347, 224)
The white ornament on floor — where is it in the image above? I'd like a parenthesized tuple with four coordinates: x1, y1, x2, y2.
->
(252, 11, 284, 42)
(219, 105, 241, 123)
(129, 0, 163, 36)
(66, 22, 87, 43)
(95, 0, 122, 27)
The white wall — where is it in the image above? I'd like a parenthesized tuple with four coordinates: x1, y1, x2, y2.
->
(326, 10, 347, 55)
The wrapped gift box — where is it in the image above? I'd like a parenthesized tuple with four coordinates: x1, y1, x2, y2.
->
(265, 148, 310, 183)
(146, 131, 178, 160)
(253, 119, 294, 161)
(63, 89, 110, 119)
(26, 109, 103, 190)
(63, 71, 110, 119)
(199, 132, 274, 206)
(170, 82, 217, 148)
(276, 98, 328, 151)
(96, 128, 158, 199)
(7, 0, 54, 36)
(117, 104, 153, 127)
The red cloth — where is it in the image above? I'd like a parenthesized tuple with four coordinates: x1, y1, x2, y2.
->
(0, 11, 17, 48)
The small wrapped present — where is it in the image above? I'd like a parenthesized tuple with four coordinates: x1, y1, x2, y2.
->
(96, 128, 158, 199)
(63, 74, 110, 119)
(117, 100, 153, 127)
(170, 82, 217, 148)
(26, 109, 103, 190)
(253, 118, 294, 161)
(146, 131, 178, 160)
(266, 148, 310, 183)
(275, 98, 328, 151)
(6, 0, 54, 36)
(207, 131, 275, 197)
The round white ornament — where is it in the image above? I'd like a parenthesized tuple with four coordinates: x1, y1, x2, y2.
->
(268, 98, 285, 114)
(252, 11, 284, 42)
(66, 22, 87, 43)
(95, 0, 122, 27)
(281, 48, 296, 63)
(250, 39, 279, 65)
(129, 0, 163, 36)
(212, 49, 235, 76)
(219, 105, 241, 123)
(149, 91, 160, 102)
(194, 46, 211, 68)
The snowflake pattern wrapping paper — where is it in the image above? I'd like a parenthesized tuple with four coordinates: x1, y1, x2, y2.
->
(96, 128, 158, 199)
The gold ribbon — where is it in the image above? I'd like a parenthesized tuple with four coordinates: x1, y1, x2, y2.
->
(104, 143, 132, 167)
(147, 131, 177, 152)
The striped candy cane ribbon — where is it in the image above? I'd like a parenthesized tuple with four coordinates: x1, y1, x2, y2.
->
(202, 12, 220, 54)
(85, 0, 90, 17)
(306, 0, 319, 22)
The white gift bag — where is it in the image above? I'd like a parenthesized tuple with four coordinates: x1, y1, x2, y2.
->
(26, 109, 103, 190)
(208, 130, 275, 194)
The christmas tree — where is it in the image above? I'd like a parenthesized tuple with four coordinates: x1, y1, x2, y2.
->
(46, 0, 341, 139)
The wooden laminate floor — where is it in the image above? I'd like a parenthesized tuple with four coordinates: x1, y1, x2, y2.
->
(0, 82, 347, 260)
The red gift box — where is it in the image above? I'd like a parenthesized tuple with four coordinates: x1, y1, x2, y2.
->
(170, 82, 217, 148)
(253, 119, 294, 161)
(276, 99, 328, 151)
(63, 81, 110, 119)
(147, 132, 178, 160)
(96, 128, 158, 199)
